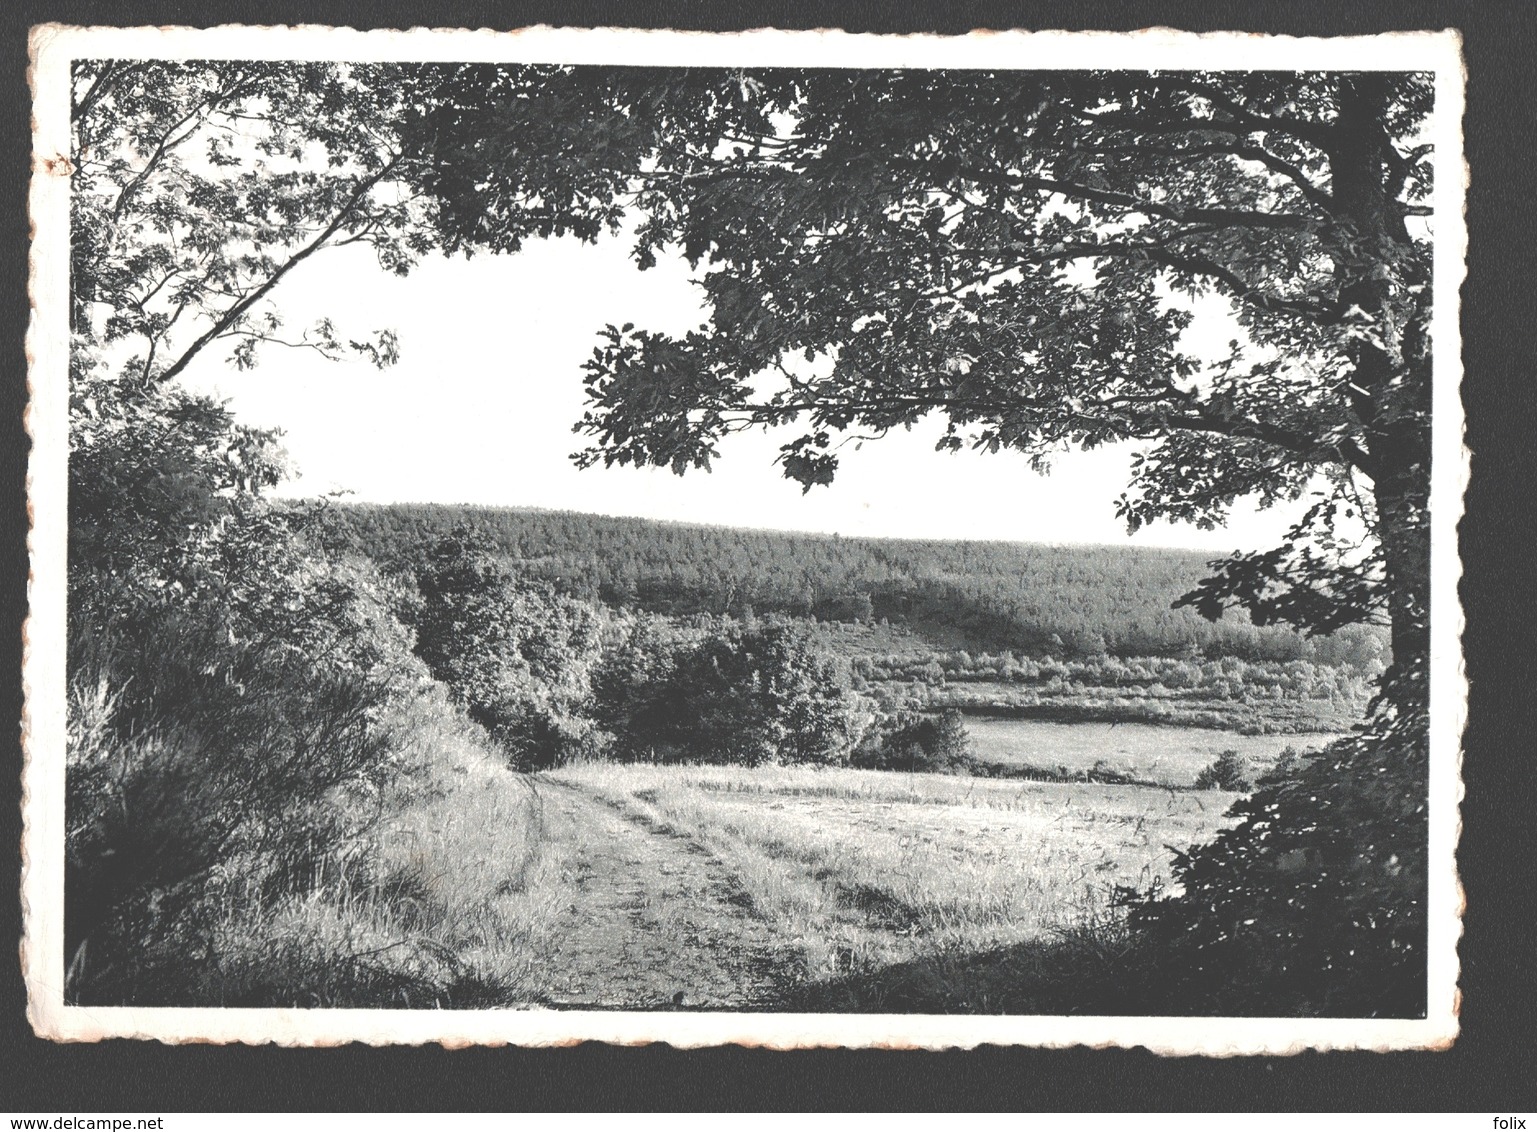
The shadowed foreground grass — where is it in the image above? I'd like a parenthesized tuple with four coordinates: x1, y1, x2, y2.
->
(72, 721, 1239, 1011)
(787, 917, 1153, 1014)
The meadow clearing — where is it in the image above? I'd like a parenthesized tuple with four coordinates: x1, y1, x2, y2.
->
(533, 761, 1243, 1012)
(963, 718, 1343, 786)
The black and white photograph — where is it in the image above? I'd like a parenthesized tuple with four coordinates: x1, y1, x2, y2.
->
(22, 24, 1465, 1051)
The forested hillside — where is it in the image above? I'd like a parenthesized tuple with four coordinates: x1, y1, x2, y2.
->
(319, 502, 1388, 667)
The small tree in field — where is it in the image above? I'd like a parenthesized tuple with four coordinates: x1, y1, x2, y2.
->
(856, 709, 974, 773)
(672, 622, 869, 766)
(1194, 750, 1254, 792)
(603, 621, 869, 766)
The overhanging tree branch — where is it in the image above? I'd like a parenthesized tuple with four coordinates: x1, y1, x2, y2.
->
(892, 158, 1322, 230)
(154, 157, 402, 385)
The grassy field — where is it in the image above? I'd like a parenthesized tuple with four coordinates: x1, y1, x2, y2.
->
(544, 762, 1242, 1011)
(963, 717, 1343, 786)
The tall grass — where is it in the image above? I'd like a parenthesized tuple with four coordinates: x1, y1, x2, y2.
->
(66, 668, 569, 1007)
(549, 761, 1236, 995)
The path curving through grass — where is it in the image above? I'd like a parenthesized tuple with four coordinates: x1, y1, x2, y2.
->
(525, 780, 798, 1010)
(534, 762, 1244, 1012)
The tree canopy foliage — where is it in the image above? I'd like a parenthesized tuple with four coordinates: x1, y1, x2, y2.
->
(417, 68, 1432, 679)
(70, 61, 1435, 678)
(68, 60, 669, 386)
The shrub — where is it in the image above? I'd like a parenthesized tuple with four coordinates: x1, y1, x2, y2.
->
(488, 698, 607, 772)
(64, 370, 438, 1003)
(588, 613, 686, 754)
(1121, 665, 1428, 1016)
(853, 709, 973, 773)
(1193, 750, 1253, 791)
(74, 685, 567, 1008)
(411, 527, 606, 768)
(676, 622, 870, 765)
(597, 619, 870, 766)
(1266, 745, 1304, 782)
(65, 608, 399, 1003)
(65, 304, 560, 1006)
(68, 368, 288, 622)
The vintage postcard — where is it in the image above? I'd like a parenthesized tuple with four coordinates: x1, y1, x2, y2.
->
(24, 23, 1466, 1051)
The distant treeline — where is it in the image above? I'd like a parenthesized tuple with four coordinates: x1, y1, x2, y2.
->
(318, 502, 1388, 667)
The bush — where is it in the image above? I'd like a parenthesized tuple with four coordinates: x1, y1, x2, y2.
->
(65, 265, 563, 1005)
(68, 367, 288, 619)
(65, 606, 400, 1003)
(588, 614, 686, 754)
(64, 369, 443, 1003)
(411, 527, 606, 768)
(1193, 750, 1253, 791)
(596, 618, 871, 766)
(70, 683, 567, 1007)
(1121, 665, 1428, 1016)
(488, 699, 608, 772)
(853, 709, 973, 773)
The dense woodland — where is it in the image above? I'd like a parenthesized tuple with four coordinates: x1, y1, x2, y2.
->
(319, 502, 1390, 667)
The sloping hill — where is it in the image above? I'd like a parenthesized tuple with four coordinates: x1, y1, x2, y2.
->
(318, 501, 1384, 666)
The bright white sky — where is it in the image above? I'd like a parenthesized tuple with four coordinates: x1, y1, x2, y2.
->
(177, 232, 1308, 552)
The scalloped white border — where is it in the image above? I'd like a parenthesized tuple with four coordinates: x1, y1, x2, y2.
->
(23, 23, 1468, 1052)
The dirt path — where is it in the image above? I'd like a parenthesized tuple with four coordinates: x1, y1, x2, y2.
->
(525, 780, 797, 1010)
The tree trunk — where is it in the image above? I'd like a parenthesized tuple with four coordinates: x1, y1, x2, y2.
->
(1331, 75, 1433, 709)
(1373, 448, 1431, 677)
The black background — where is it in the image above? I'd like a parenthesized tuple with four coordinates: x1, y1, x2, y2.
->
(3, 0, 1533, 1113)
